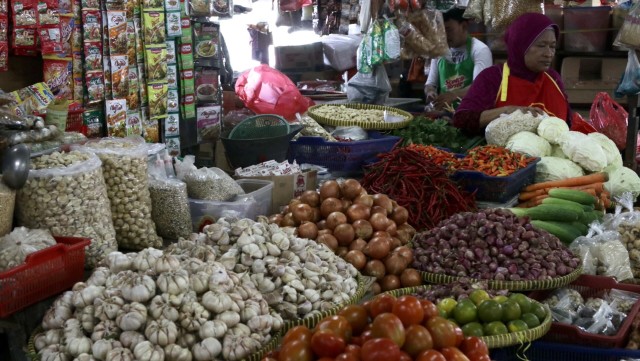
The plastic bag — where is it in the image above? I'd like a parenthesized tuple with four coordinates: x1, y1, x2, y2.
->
(589, 92, 628, 150)
(490, 0, 542, 30)
(463, 0, 484, 22)
(569, 112, 597, 134)
(603, 192, 640, 277)
(175, 155, 244, 201)
(613, 1, 640, 50)
(608, 289, 640, 314)
(485, 109, 544, 146)
(382, 19, 400, 62)
(569, 236, 598, 275)
(615, 49, 640, 98)
(331, 126, 368, 141)
(222, 108, 255, 133)
(587, 223, 633, 281)
(347, 64, 391, 105)
(234, 65, 314, 121)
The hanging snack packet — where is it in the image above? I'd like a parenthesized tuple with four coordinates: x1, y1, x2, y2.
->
(105, 98, 127, 137)
(166, 40, 176, 64)
(180, 16, 191, 44)
(126, 21, 135, 64)
(73, 77, 83, 102)
(124, 0, 134, 19)
(82, 10, 101, 41)
(166, 136, 180, 156)
(166, 11, 181, 37)
(134, 19, 145, 63)
(12, 28, 37, 55)
(167, 88, 179, 113)
(165, 0, 178, 11)
(39, 25, 62, 54)
(0, 0, 7, 12)
(190, 0, 210, 17)
(71, 25, 82, 53)
(0, 42, 7, 72)
(143, 116, 159, 142)
(145, 46, 167, 82)
(72, 53, 83, 78)
(13, 0, 37, 27)
(196, 105, 221, 142)
(181, 93, 195, 119)
(137, 63, 147, 103)
(102, 56, 111, 98)
(84, 41, 102, 71)
(148, 82, 168, 119)
(110, 55, 129, 98)
(167, 64, 177, 89)
(81, 0, 98, 9)
(43, 56, 72, 99)
(107, 10, 127, 55)
(59, 14, 74, 56)
(179, 43, 193, 69)
(0, 15, 8, 42)
(85, 70, 105, 104)
(127, 66, 140, 109)
(83, 108, 103, 137)
(143, 11, 165, 44)
(37, 0, 59, 25)
(180, 68, 194, 95)
(142, 0, 162, 10)
(193, 21, 220, 67)
(126, 110, 143, 136)
(165, 112, 179, 137)
(195, 67, 219, 105)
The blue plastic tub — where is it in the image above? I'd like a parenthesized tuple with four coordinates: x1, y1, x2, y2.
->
(491, 341, 640, 361)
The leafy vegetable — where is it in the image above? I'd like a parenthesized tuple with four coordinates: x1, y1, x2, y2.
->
(392, 116, 483, 151)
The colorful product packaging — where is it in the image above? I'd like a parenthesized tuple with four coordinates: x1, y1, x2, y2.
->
(196, 104, 221, 142)
(43, 56, 73, 99)
(147, 82, 168, 119)
(143, 10, 165, 44)
(105, 98, 127, 137)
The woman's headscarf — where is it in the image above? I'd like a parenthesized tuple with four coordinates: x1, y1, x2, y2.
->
(505, 13, 560, 81)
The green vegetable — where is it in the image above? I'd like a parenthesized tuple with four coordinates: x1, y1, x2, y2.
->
(530, 220, 582, 245)
(508, 204, 582, 222)
(392, 116, 484, 151)
(547, 188, 597, 205)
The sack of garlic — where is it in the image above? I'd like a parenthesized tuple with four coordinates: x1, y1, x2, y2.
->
(0, 227, 57, 271)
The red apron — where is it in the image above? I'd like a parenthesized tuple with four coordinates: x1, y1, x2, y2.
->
(495, 63, 568, 121)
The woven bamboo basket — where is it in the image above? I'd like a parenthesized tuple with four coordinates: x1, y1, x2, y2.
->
(307, 103, 413, 130)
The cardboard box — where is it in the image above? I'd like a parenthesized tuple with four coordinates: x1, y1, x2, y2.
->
(237, 169, 318, 214)
(275, 42, 324, 72)
(561, 57, 627, 105)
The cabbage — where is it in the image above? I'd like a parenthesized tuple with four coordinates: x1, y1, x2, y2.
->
(505, 131, 551, 158)
(537, 117, 569, 144)
(605, 166, 640, 200)
(550, 144, 567, 159)
(560, 131, 608, 172)
(485, 110, 544, 146)
(587, 132, 623, 169)
(535, 157, 585, 183)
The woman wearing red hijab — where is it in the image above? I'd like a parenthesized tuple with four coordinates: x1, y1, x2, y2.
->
(452, 13, 571, 135)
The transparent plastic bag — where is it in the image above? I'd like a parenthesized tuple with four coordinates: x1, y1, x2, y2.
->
(176, 155, 244, 201)
(608, 288, 640, 314)
(603, 192, 640, 276)
(589, 223, 634, 281)
(569, 236, 598, 275)
(0, 227, 57, 271)
(615, 49, 640, 98)
(491, 0, 543, 31)
(347, 65, 391, 105)
(463, 0, 484, 22)
(614, 1, 640, 50)
(382, 18, 400, 62)
(331, 126, 368, 141)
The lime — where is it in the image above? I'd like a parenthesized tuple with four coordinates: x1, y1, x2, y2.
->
(521, 313, 541, 329)
(484, 321, 509, 336)
(530, 301, 548, 323)
(493, 295, 509, 304)
(448, 318, 459, 326)
(461, 322, 484, 337)
(438, 298, 458, 318)
(469, 289, 492, 306)
(507, 320, 529, 333)
(477, 300, 503, 323)
(501, 300, 522, 322)
(510, 293, 533, 314)
(453, 299, 478, 325)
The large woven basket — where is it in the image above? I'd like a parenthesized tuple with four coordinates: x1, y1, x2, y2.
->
(307, 103, 413, 130)
(419, 266, 582, 291)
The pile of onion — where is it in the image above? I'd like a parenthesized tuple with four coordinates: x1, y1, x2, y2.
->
(268, 179, 422, 293)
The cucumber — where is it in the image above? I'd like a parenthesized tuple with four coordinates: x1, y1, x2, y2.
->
(570, 221, 589, 236)
(531, 220, 583, 245)
(579, 211, 603, 226)
(548, 188, 597, 206)
(523, 204, 581, 222)
(541, 198, 587, 216)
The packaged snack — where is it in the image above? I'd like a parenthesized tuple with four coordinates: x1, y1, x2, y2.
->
(85, 70, 105, 104)
(102, 56, 111, 96)
(166, 11, 181, 37)
(107, 10, 127, 55)
(72, 52, 83, 77)
(167, 88, 179, 113)
(105, 98, 127, 137)
(126, 21, 135, 64)
(70, 0, 80, 18)
(196, 104, 221, 141)
(59, 14, 74, 55)
(12, 28, 37, 49)
(178, 42, 193, 69)
(143, 116, 159, 142)
(83, 107, 103, 137)
(0, 41, 7, 71)
(148, 82, 168, 119)
(13, 0, 37, 27)
(110, 55, 129, 98)
(142, 0, 162, 10)
(37, 0, 59, 25)
(180, 68, 194, 95)
(145, 46, 167, 81)
(82, 10, 101, 42)
(165, 0, 178, 11)
(190, 0, 210, 17)
(143, 11, 165, 44)
(167, 64, 177, 88)
(21, 83, 55, 114)
(193, 21, 220, 67)
(84, 41, 102, 71)
(73, 77, 83, 102)
(39, 25, 62, 54)
(81, 0, 99, 9)
(127, 66, 140, 109)
(134, 17, 144, 63)
(211, 0, 230, 16)
(165, 136, 180, 156)
(124, 0, 134, 18)
(195, 67, 219, 105)
(179, 16, 191, 44)
(166, 39, 176, 64)
(0, 0, 7, 13)
(71, 25, 82, 53)
(138, 65, 147, 105)
(43, 56, 72, 99)
(181, 93, 195, 119)
(165, 112, 179, 137)
(126, 110, 143, 136)
(0, 15, 8, 42)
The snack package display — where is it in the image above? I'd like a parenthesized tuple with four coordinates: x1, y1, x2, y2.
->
(193, 20, 220, 67)
(167, 64, 177, 88)
(165, 136, 180, 156)
(165, 112, 179, 137)
(196, 104, 220, 142)
(110, 55, 129, 98)
(107, 10, 127, 56)
(0, 41, 8, 71)
(13, 0, 37, 27)
(83, 107, 103, 137)
(105, 98, 127, 137)
(190, 0, 210, 17)
(148, 82, 168, 119)
(85, 70, 105, 104)
(126, 110, 143, 136)
(145, 46, 167, 81)
(143, 113, 159, 142)
(12, 28, 37, 55)
(43, 56, 73, 99)
(84, 41, 102, 71)
(39, 26, 63, 54)
(142, 0, 162, 10)
(195, 67, 219, 105)
(127, 66, 140, 109)
(167, 88, 179, 113)
(166, 11, 181, 37)
(143, 11, 165, 44)
(178, 42, 194, 69)
(126, 21, 136, 64)
(37, 0, 59, 25)
(166, 39, 176, 64)
(180, 68, 194, 95)
(82, 10, 101, 42)
(165, 0, 179, 11)
(181, 93, 195, 119)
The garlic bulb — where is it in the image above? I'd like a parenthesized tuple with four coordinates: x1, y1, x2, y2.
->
(154, 254, 180, 273)
(76, 305, 96, 334)
(66, 336, 92, 357)
(164, 344, 192, 361)
(148, 295, 180, 322)
(42, 303, 73, 330)
(34, 332, 48, 351)
(91, 320, 120, 342)
(72, 285, 105, 308)
(216, 310, 240, 328)
(72, 353, 96, 361)
(91, 339, 121, 361)
(198, 320, 227, 339)
(105, 252, 133, 273)
(145, 319, 178, 347)
(188, 272, 209, 295)
(192, 337, 221, 361)
(133, 341, 165, 361)
(39, 344, 69, 361)
(116, 302, 147, 331)
(132, 248, 163, 272)
(221, 334, 260, 361)
(94, 295, 124, 321)
(201, 290, 233, 314)
(119, 331, 145, 351)
(157, 269, 189, 295)
(121, 274, 155, 303)
(106, 347, 134, 361)
(86, 267, 111, 286)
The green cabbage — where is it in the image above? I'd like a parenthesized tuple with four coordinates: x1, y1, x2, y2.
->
(587, 132, 623, 169)
(535, 157, 585, 183)
(537, 117, 569, 145)
(505, 131, 551, 158)
(560, 131, 607, 172)
(605, 166, 640, 200)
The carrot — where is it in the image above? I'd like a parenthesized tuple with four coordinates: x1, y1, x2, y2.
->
(519, 194, 549, 208)
(518, 188, 547, 202)
(523, 173, 609, 192)
(601, 193, 612, 209)
(573, 182, 605, 194)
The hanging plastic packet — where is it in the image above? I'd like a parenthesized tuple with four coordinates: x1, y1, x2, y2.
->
(85, 71, 105, 104)
(167, 64, 177, 89)
(145, 46, 167, 82)
(0, 42, 7, 72)
(615, 49, 640, 98)
(196, 105, 221, 142)
(82, 10, 101, 41)
(165, 39, 176, 64)
(179, 42, 194, 69)
(43, 56, 73, 99)
(463, 0, 484, 22)
(13, 0, 37, 27)
(71, 25, 82, 53)
(126, 110, 143, 136)
(72, 53, 83, 79)
(614, 1, 640, 49)
(165, 112, 179, 137)
(126, 21, 136, 64)
(491, 0, 542, 30)
(382, 18, 400, 62)
(369, 20, 384, 66)
(105, 99, 127, 137)
(166, 137, 180, 157)
(143, 112, 159, 142)
(39, 25, 63, 54)
(143, 11, 165, 44)
(81, 0, 98, 9)
(193, 20, 220, 68)
(190, 0, 210, 17)
(37, 0, 59, 25)
(167, 89, 179, 113)
(83, 108, 103, 137)
(356, 27, 372, 73)
(180, 17, 191, 44)
(73, 77, 83, 102)
(127, 66, 140, 109)
(0, 14, 8, 42)
(165, 0, 178, 11)
(195, 67, 219, 105)
(84, 41, 102, 71)
(142, 0, 162, 10)
(12, 28, 37, 56)
(166, 11, 181, 37)
(148, 82, 168, 119)
(107, 10, 127, 55)
(59, 14, 74, 56)
(110, 55, 129, 98)
(180, 68, 194, 95)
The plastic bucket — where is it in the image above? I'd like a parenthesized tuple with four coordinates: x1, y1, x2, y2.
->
(221, 124, 303, 169)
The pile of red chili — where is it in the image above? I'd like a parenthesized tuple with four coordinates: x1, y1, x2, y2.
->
(361, 148, 476, 230)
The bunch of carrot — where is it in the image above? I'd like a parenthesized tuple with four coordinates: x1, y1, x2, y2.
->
(517, 172, 612, 209)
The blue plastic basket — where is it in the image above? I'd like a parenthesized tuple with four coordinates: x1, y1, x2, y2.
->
(491, 341, 640, 361)
(450, 158, 540, 204)
(288, 131, 401, 174)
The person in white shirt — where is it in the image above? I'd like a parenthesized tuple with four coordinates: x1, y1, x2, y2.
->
(424, 7, 493, 110)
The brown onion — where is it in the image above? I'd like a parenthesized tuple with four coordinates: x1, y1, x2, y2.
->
(336, 246, 349, 258)
(381, 274, 401, 291)
(389, 237, 402, 250)
(353, 219, 373, 240)
(297, 222, 318, 240)
(400, 268, 422, 287)
(353, 194, 374, 208)
(319, 180, 341, 200)
(317, 229, 333, 236)
(349, 238, 367, 252)
(345, 250, 367, 270)
(292, 203, 314, 223)
(363, 260, 385, 280)
(373, 194, 393, 214)
(316, 234, 338, 251)
(268, 214, 283, 226)
(384, 253, 408, 275)
(341, 179, 363, 200)
(281, 213, 297, 227)
(341, 199, 352, 212)
(370, 205, 388, 216)
(311, 207, 321, 223)
(370, 282, 382, 295)
(395, 246, 414, 264)
(365, 236, 391, 260)
(347, 204, 370, 223)
(320, 197, 343, 218)
(334, 223, 355, 246)
(317, 220, 328, 230)
(390, 206, 409, 225)
(370, 213, 390, 232)
(326, 211, 347, 230)
(386, 221, 398, 237)
(300, 190, 320, 207)
(289, 199, 302, 210)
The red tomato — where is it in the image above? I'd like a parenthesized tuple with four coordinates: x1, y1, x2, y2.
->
(317, 358, 335, 361)
(339, 305, 370, 336)
(362, 300, 373, 314)
(345, 344, 361, 357)
(282, 326, 313, 346)
(416, 349, 447, 361)
(361, 338, 401, 361)
(371, 313, 406, 347)
(369, 294, 396, 318)
(471, 356, 491, 361)
(360, 330, 373, 343)
(311, 329, 347, 358)
(440, 347, 471, 361)
(392, 295, 425, 327)
(395, 0, 409, 10)
(425, 317, 458, 349)
(278, 340, 313, 361)
(460, 337, 489, 361)
(453, 325, 464, 347)
(398, 351, 412, 361)
(420, 300, 440, 320)
(402, 324, 433, 357)
(336, 353, 360, 361)
(317, 316, 353, 342)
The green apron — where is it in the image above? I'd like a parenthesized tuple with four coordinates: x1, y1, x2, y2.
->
(437, 37, 474, 109)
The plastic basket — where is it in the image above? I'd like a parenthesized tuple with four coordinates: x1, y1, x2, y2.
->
(65, 108, 85, 134)
(490, 340, 640, 361)
(450, 158, 540, 203)
(288, 131, 401, 174)
(228, 114, 290, 140)
(221, 124, 303, 169)
(0, 236, 90, 318)
(528, 274, 640, 348)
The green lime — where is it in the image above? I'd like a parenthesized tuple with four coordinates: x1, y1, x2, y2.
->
(438, 298, 458, 318)
(501, 300, 522, 322)
(461, 322, 484, 337)
(439, 308, 448, 318)
(510, 293, 533, 314)
(469, 289, 492, 306)
(448, 318, 459, 326)
(530, 301, 548, 323)
(478, 300, 503, 323)
(493, 295, 509, 304)
(521, 313, 541, 329)
(484, 321, 509, 336)
(507, 320, 529, 333)
(453, 299, 478, 325)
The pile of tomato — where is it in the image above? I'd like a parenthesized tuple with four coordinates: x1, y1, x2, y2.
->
(263, 294, 491, 361)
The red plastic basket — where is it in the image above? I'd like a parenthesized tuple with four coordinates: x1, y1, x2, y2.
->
(529, 275, 640, 348)
(0, 236, 90, 318)
(66, 108, 86, 134)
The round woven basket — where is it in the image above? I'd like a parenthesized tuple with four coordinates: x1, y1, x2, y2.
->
(419, 266, 582, 291)
(307, 103, 413, 130)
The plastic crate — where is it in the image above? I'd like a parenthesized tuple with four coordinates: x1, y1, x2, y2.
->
(288, 131, 401, 174)
(528, 275, 640, 348)
(0, 236, 90, 318)
(189, 179, 274, 232)
(491, 341, 640, 361)
(450, 158, 540, 204)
